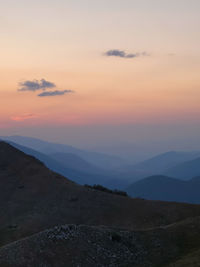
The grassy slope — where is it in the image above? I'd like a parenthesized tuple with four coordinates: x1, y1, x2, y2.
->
(1, 142, 200, 266)
(167, 249, 200, 267)
(1, 142, 200, 248)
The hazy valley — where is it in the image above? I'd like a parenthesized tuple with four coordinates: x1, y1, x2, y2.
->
(0, 138, 200, 266)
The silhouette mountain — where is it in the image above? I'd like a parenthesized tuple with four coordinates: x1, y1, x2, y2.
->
(49, 152, 101, 172)
(0, 140, 125, 188)
(1, 142, 200, 266)
(134, 151, 200, 173)
(116, 151, 200, 183)
(126, 175, 200, 203)
(0, 135, 126, 169)
(165, 157, 200, 179)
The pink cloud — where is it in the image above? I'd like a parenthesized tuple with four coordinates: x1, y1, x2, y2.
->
(11, 114, 38, 122)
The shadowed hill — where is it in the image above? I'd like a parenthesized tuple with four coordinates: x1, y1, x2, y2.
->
(1, 141, 200, 248)
(126, 175, 200, 204)
(49, 152, 101, 172)
(167, 248, 200, 267)
(0, 135, 127, 169)
(165, 157, 200, 179)
(1, 140, 124, 188)
(1, 217, 200, 266)
(115, 151, 200, 183)
(134, 151, 200, 173)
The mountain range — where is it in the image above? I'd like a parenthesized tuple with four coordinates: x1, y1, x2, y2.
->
(2, 135, 200, 197)
(165, 157, 200, 179)
(1, 141, 200, 266)
(126, 175, 200, 204)
(134, 150, 200, 174)
(1, 140, 126, 189)
(0, 135, 127, 170)
(117, 150, 200, 182)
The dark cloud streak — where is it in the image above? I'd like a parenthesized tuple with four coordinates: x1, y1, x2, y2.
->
(17, 78, 75, 97)
(38, 90, 74, 97)
(18, 79, 56, 91)
(104, 50, 148, 59)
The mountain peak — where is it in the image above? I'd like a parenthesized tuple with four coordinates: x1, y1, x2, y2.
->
(1, 143, 200, 248)
(0, 140, 45, 172)
(1, 143, 200, 266)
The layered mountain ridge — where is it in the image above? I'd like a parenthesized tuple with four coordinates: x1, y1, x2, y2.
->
(1, 141, 200, 266)
(127, 175, 200, 203)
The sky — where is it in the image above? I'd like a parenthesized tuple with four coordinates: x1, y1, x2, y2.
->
(1, 0, 200, 156)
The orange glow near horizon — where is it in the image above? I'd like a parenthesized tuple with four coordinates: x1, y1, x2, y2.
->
(1, 1, 200, 129)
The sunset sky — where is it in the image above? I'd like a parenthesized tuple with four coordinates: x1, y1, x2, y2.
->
(1, 0, 200, 153)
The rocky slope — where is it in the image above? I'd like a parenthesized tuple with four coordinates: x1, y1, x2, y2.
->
(1, 141, 200, 266)
(1, 217, 200, 266)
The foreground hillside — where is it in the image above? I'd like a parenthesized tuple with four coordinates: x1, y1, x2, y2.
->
(1, 141, 200, 266)
(1, 217, 200, 266)
(167, 249, 200, 267)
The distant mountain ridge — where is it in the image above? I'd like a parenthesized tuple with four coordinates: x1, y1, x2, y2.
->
(165, 157, 200, 179)
(126, 175, 200, 204)
(1, 142, 199, 243)
(0, 140, 124, 188)
(0, 135, 127, 169)
(135, 151, 200, 173)
(1, 142, 200, 266)
(116, 150, 200, 183)
(49, 152, 101, 173)
(2, 135, 200, 188)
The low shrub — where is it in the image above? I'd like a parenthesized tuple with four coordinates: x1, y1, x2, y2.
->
(84, 184, 128, 197)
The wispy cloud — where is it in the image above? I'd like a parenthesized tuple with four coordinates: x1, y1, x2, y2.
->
(104, 49, 149, 59)
(18, 79, 56, 92)
(17, 78, 75, 97)
(11, 114, 38, 122)
(38, 90, 74, 97)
